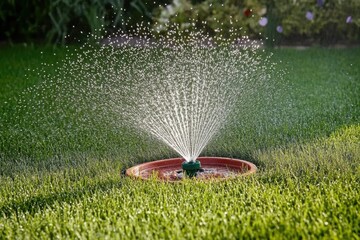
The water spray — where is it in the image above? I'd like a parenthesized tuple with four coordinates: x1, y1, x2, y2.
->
(45, 21, 268, 181)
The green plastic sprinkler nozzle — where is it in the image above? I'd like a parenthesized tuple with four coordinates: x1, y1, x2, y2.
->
(182, 160, 201, 178)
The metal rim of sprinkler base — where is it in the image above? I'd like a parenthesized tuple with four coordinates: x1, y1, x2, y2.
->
(125, 157, 257, 182)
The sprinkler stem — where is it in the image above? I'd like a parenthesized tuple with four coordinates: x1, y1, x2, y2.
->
(182, 160, 201, 178)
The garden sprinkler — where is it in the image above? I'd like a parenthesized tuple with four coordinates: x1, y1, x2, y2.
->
(181, 159, 201, 177)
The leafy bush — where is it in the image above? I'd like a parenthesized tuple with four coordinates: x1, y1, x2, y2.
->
(0, 0, 166, 44)
(152, 0, 265, 40)
(0, 0, 50, 42)
(0, 0, 358, 45)
(153, 0, 360, 45)
(268, 0, 360, 44)
(47, 0, 125, 44)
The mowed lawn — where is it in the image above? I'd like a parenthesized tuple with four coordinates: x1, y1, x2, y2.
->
(0, 45, 359, 239)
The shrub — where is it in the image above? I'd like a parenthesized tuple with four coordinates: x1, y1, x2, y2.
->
(0, 0, 50, 42)
(152, 0, 360, 45)
(0, 0, 167, 44)
(46, 0, 125, 44)
(152, 0, 265, 40)
(268, 0, 360, 45)
(0, 0, 358, 45)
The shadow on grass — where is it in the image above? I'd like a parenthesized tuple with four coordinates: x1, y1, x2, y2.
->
(0, 177, 124, 218)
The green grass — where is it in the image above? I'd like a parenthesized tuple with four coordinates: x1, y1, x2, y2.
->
(0, 45, 359, 239)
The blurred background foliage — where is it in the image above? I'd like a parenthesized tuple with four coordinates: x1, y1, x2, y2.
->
(153, 0, 360, 46)
(0, 0, 359, 45)
(0, 0, 168, 44)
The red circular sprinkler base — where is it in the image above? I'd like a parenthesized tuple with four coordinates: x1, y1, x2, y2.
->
(125, 157, 257, 181)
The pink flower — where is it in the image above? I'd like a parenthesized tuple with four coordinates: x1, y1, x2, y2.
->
(306, 11, 314, 21)
(259, 17, 268, 27)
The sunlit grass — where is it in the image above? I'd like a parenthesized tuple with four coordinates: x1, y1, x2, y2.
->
(0, 45, 359, 238)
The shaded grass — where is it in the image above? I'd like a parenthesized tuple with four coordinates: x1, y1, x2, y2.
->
(0, 45, 359, 239)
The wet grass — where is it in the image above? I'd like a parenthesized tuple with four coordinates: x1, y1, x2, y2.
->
(0, 45, 359, 239)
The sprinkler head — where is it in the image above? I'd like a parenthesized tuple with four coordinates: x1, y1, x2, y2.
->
(182, 160, 201, 178)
